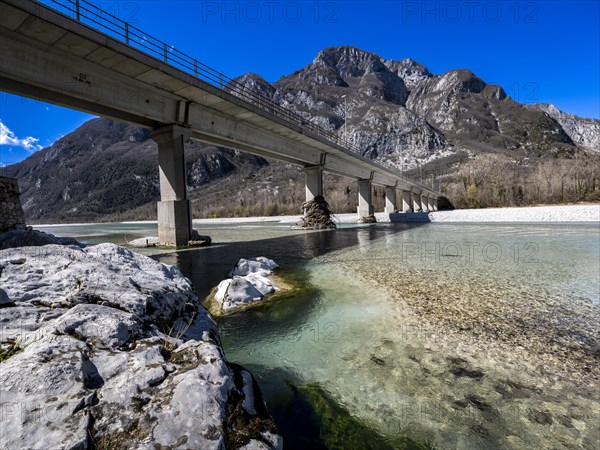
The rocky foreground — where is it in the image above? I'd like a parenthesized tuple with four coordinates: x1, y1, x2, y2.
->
(0, 237, 282, 449)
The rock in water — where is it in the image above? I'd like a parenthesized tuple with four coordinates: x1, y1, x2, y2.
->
(0, 243, 282, 449)
(229, 257, 279, 277)
(295, 195, 337, 230)
(358, 214, 377, 224)
(223, 275, 276, 311)
(208, 257, 281, 315)
(129, 230, 211, 248)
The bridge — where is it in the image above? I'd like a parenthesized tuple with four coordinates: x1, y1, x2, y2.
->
(0, 0, 441, 246)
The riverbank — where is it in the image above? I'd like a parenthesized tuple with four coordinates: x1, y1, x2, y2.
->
(192, 204, 599, 224)
(31, 204, 600, 229)
(194, 204, 600, 224)
(395, 204, 600, 223)
(15, 219, 599, 448)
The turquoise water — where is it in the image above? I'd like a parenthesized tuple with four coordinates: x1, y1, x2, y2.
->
(36, 221, 600, 449)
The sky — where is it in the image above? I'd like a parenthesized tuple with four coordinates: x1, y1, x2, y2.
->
(1, 0, 599, 166)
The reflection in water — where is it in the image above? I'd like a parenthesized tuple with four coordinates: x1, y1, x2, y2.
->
(156, 222, 423, 298)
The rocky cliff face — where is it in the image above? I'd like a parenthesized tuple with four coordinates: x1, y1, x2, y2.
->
(527, 103, 600, 151)
(3, 45, 599, 222)
(272, 46, 449, 168)
(268, 46, 584, 167)
(406, 69, 575, 154)
(384, 58, 434, 90)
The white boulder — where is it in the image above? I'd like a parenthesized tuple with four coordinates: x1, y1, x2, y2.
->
(229, 256, 279, 277)
(128, 236, 160, 247)
(222, 275, 277, 312)
(210, 257, 280, 314)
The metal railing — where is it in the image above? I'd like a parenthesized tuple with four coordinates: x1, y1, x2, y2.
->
(39, 0, 423, 186)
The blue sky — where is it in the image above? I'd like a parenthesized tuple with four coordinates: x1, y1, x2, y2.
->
(1, 0, 599, 166)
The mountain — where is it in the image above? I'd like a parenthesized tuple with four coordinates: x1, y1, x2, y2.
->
(2, 46, 599, 221)
(273, 47, 578, 165)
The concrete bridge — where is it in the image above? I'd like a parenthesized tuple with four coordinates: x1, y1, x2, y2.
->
(0, 0, 441, 246)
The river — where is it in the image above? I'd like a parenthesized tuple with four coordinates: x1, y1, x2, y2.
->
(36, 220, 600, 449)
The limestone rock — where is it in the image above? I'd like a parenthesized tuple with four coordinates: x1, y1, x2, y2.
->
(1, 243, 193, 322)
(0, 243, 282, 449)
(229, 257, 279, 277)
(0, 177, 26, 232)
(208, 258, 281, 315)
(128, 235, 160, 247)
(222, 275, 277, 312)
(527, 103, 600, 151)
(129, 230, 211, 247)
(54, 303, 141, 349)
(189, 229, 212, 246)
(0, 227, 81, 250)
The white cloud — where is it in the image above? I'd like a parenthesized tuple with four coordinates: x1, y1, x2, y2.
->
(0, 119, 43, 153)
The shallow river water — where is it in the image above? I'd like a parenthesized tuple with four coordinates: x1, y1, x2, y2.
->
(37, 221, 600, 449)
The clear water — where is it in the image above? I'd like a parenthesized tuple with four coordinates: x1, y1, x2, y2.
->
(36, 221, 600, 449)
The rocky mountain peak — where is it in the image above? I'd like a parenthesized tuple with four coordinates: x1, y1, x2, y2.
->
(313, 46, 389, 78)
(230, 72, 276, 99)
(384, 58, 434, 89)
(292, 46, 409, 105)
(437, 69, 487, 94)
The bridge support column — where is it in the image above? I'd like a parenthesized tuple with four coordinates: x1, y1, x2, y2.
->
(385, 186, 397, 214)
(153, 125, 192, 247)
(422, 195, 430, 212)
(357, 179, 375, 221)
(432, 198, 438, 211)
(412, 191, 422, 212)
(428, 197, 435, 212)
(304, 166, 323, 201)
(401, 190, 412, 212)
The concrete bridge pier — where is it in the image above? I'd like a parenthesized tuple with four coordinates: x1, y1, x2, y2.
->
(401, 190, 413, 212)
(385, 186, 397, 214)
(412, 191, 422, 212)
(432, 198, 438, 211)
(428, 196, 436, 212)
(422, 195, 430, 212)
(152, 125, 192, 247)
(304, 166, 323, 201)
(357, 179, 375, 221)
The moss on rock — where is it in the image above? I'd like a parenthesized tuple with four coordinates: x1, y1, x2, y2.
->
(204, 266, 316, 317)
